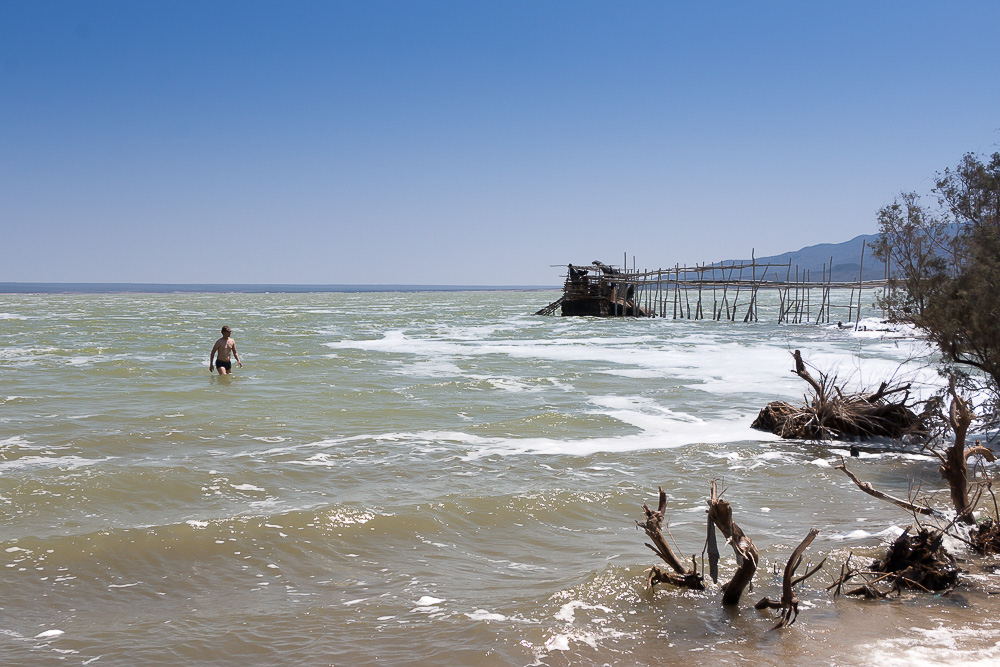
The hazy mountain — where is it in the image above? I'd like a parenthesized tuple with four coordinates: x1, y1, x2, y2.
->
(722, 233, 887, 282)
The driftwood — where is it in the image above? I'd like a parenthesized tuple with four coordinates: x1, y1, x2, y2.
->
(636, 483, 760, 604)
(835, 459, 940, 518)
(754, 529, 825, 629)
(874, 528, 958, 592)
(637, 486, 705, 591)
(827, 479, 959, 594)
(706, 481, 758, 605)
(971, 515, 1000, 554)
(637, 484, 827, 630)
(751, 350, 926, 441)
(832, 379, 997, 592)
(830, 528, 959, 595)
(827, 531, 958, 597)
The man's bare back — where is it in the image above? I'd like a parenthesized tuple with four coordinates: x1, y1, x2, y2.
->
(210, 326, 242, 374)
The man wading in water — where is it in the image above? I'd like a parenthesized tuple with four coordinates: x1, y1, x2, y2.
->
(209, 326, 242, 374)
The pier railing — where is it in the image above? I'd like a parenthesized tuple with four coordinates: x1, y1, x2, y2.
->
(539, 244, 890, 326)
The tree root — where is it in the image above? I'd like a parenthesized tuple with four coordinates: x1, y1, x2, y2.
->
(707, 481, 758, 606)
(751, 350, 927, 441)
(829, 528, 959, 596)
(754, 529, 824, 629)
(636, 486, 705, 591)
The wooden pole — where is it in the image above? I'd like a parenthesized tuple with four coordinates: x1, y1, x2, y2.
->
(777, 270, 786, 323)
(673, 264, 679, 319)
(827, 255, 832, 323)
(805, 269, 811, 324)
(731, 264, 743, 321)
(746, 250, 757, 322)
(854, 242, 866, 331)
(684, 272, 691, 319)
(712, 265, 719, 321)
(696, 263, 704, 319)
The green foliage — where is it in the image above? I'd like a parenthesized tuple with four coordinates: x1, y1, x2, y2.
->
(872, 152, 1000, 421)
(870, 191, 954, 318)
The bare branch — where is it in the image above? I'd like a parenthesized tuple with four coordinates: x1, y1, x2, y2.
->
(835, 459, 940, 517)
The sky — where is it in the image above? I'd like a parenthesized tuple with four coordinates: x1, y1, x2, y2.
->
(2, 2, 999, 286)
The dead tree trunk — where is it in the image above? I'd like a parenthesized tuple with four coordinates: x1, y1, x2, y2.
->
(935, 378, 996, 524)
(754, 529, 824, 629)
(637, 486, 705, 590)
(706, 481, 758, 605)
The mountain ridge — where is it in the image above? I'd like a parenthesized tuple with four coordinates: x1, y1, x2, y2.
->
(722, 233, 886, 282)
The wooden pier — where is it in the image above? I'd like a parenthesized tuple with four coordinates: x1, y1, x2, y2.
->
(537, 246, 889, 325)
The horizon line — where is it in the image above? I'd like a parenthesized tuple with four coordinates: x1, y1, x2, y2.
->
(0, 282, 560, 295)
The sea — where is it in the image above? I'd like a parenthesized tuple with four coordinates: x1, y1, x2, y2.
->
(2, 288, 999, 666)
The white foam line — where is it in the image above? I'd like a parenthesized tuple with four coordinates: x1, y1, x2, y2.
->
(325, 330, 945, 399)
(0, 455, 117, 473)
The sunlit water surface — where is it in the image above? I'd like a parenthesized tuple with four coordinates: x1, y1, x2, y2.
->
(2, 290, 999, 666)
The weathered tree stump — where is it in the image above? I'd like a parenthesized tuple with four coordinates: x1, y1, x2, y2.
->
(637, 486, 705, 591)
(755, 529, 824, 629)
(706, 481, 758, 606)
(932, 377, 996, 525)
(751, 350, 927, 441)
(868, 527, 958, 593)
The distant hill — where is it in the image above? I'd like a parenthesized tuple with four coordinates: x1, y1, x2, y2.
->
(722, 234, 887, 282)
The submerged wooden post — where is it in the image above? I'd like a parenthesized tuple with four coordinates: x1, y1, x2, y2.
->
(854, 242, 866, 331)
(696, 263, 704, 320)
(776, 271, 785, 323)
(805, 269, 811, 324)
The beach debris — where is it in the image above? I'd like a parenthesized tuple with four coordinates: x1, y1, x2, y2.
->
(636, 484, 831, 629)
(754, 529, 824, 630)
(835, 459, 940, 518)
(706, 480, 759, 606)
(636, 482, 762, 602)
(829, 377, 1000, 593)
(636, 486, 705, 591)
(751, 350, 926, 441)
(970, 510, 1000, 555)
(871, 527, 958, 592)
(829, 527, 959, 597)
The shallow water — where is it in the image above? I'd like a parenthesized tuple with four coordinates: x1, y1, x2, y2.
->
(1, 290, 999, 666)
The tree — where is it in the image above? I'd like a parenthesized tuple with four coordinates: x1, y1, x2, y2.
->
(872, 152, 1000, 421)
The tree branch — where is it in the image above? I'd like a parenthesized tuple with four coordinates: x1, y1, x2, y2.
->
(835, 459, 939, 517)
(792, 349, 825, 403)
(637, 487, 705, 591)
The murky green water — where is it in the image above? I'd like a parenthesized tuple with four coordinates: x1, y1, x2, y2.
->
(1, 290, 998, 666)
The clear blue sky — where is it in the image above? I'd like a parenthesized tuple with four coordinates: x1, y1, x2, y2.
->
(3, 1, 998, 285)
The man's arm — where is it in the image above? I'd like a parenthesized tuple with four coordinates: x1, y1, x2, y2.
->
(231, 342, 242, 367)
(209, 341, 219, 372)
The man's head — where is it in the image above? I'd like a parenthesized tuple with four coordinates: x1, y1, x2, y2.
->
(221, 326, 231, 336)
